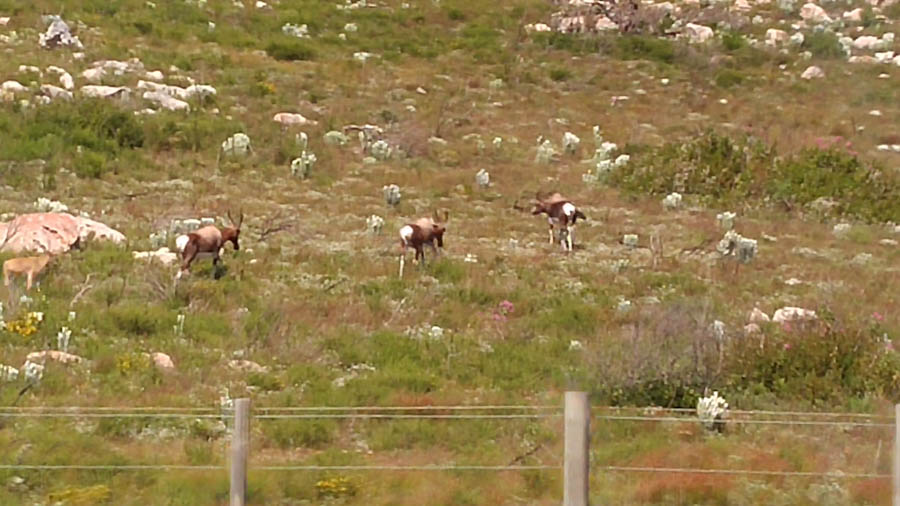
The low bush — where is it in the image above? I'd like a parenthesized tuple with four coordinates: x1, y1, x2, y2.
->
(611, 130, 900, 222)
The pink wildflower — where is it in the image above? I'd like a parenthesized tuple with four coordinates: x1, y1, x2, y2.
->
(873, 312, 884, 322)
(783, 343, 792, 350)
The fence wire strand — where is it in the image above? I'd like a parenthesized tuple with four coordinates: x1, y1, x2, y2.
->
(594, 415, 894, 428)
(599, 466, 890, 479)
(0, 464, 222, 470)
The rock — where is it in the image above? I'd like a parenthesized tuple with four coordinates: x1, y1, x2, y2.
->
(800, 65, 825, 79)
(81, 67, 105, 83)
(323, 130, 350, 146)
(853, 35, 884, 50)
(228, 359, 267, 374)
(142, 91, 190, 111)
(132, 247, 179, 265)
(766, 28, 789, 45)
(772, 307, 817, 323)
(833, 223, 851, 237)
(26, 350, 83, 364)
(850, 252, 872, 265)
(683, 23, 714, 43)
(0, 213, 125, 255)
(799, 3, 832, 23)
(848, 55, 878, 64)
(273, 112, 316, 126)
(143, 70, 164, 81)
(843, 7, 863, 21)
(40, 84, 73, 101)
(38, 16, 83, 50)
(1, 80, 27, 93)
(149, 352, 174, 370)
(185, 84, 216, 99)
(749, 307, 771, 323)
(80, 85, 130, 99)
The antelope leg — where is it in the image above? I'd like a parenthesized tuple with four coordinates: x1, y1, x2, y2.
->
(567, 226, 574, 251)
(399, 255, 405, 278)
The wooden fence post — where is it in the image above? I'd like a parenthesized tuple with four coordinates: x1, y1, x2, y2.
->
(894, 403, 899, 506)
(231, 398, 250, 506)
(564, 391, 590, 506)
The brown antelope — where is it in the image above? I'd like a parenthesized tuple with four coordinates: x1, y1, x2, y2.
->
(3, 254, 52, 292)
(398, 211, 449, 277)
(176, 211, 243, 280)
(530, 192, 587, 252)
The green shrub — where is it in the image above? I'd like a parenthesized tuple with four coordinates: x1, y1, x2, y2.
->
(614, 35, 676, 64)
(770, 147, 900, 222)
(802, 31, 844, 59)
(266, 39, 317, 61)
(613, 130, 900, 222)
(714, 68, 745, 88)
(726, 314, 900, 404)
(548, 67, 572, 82)
(264, 419, 337, 449)
(720, 31, 746, 51)
(611, 130, 772, 202)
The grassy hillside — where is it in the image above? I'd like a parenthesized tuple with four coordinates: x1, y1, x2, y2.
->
(1, 0, 900, 503)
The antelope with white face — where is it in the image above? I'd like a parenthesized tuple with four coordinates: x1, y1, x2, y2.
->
(398, 211, 449, 277)
(176, 211, 243, 280)
(530, 192, 587, 252)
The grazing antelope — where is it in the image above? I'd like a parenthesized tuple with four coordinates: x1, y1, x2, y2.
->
(398, 211, 449, 277)
(3, 254, 52, 292)
(176, 211, 243, 280)
(530, 192, 587, 252)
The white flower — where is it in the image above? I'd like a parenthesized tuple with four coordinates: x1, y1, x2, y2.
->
(696, 391, 728, 430)
(492, 137, 502, 150)
(568, 340, 584, 351)
(57, 326, 72, 353)
(535, 138, 557, 164)
(716, 211, 736, 230)
(562, 132, 580, 155)
(222, 133, 251, 156)
(370, 140, 392, 160)
(174, 314, 185, 337)
(290, 151, 317, 179)
(366, 215, 384, 234)
(23, 361, 44, 384)
(475, 169, 490, 188)
(464, 253, 478, 263)
(662, 192, 682, 211)
(282, 23, 310, 38)
(382, 184, 401, 206)
(0, 364, 18, 381)
(428, 326, 444, 340)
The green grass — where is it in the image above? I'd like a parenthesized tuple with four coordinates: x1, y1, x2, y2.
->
(0, 0, 898, 503)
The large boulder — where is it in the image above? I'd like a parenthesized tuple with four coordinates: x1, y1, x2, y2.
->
(0, 213, 125, 254)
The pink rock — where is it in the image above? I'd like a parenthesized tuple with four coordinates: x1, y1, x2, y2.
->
(772, 307, 817, 323)
(150, 352, 174, 370)
(800, 3, 832, 23)
(26, 350, 83, 364)
(0, 213, 125, 254)
(272, 112, 316, 126)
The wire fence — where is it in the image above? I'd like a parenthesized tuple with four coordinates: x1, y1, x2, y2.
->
(0, 402, 893, 484)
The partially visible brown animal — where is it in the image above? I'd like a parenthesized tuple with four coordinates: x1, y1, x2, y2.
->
(530, 192, 587, 252)
(398, 211, 449, 277)
(176, 211, 243, 280)
(3, 254, 52, 292)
